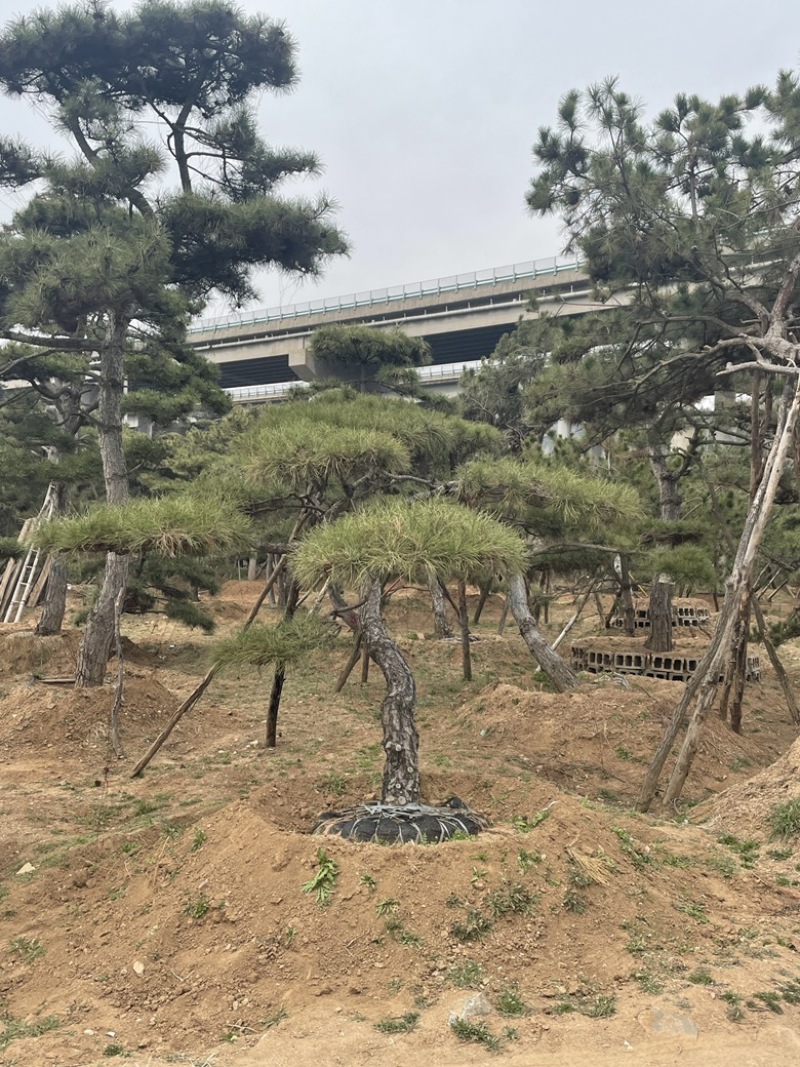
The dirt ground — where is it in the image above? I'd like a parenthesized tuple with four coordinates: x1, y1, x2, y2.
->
(1, 583, 800, 1067)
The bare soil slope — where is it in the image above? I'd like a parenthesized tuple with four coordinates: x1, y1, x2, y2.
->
(1, 585, 799, 1066)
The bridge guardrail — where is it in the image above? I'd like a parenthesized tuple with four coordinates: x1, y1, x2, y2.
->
(223, 359, 486, 402)
(191, 255, 583, 336)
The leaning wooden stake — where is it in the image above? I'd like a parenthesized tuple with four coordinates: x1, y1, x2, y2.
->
(130, 516, 307, 778)
(334, 631, 363, 693)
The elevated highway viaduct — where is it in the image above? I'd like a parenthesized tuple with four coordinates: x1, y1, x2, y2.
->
(188, 256, 605, 403)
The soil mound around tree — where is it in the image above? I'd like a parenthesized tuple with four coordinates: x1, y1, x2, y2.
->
(0, 673, 178, 754)
(2, 775, 799, 1067)
(697, 735, 800, 841)
(453, 679, 787, 805)
(0, 627, 80, 676)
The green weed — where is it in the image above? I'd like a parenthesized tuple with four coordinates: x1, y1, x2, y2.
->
(9, 937, 44, 963)
(449, 1017, 501, 1051)
(448, 960, 484, 988)
(496, 983, 528, 1016)
(770, 799, 800, 839)
(302, 849, 339, 906)
(374, 1011, 419, 1034)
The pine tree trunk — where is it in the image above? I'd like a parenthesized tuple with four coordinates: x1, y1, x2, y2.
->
(36, 483, 70, 636)
(265, 581, 300, 748)
(645, 577, 673, 652)
(76, 312, 131, 687)
(430, 579, 453, 638)
(619, 555, 636, 635)
(638, 377, 800, 811)
(507, 573, 580, 691)
(649, 446, 682, 521)
(361, 580, 419, 805)
(457, 580, 472, 682)
(35, 557, 68, 636)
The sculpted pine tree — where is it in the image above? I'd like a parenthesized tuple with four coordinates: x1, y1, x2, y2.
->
(292, 499, 528, 805)
(528, 76, 800, 806)
(0, 0, 346, 684)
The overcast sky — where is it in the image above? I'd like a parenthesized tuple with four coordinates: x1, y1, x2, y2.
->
(2, 0, 800, 317)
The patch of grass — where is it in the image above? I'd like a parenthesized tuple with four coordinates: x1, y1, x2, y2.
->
(449, 960, 484, 989)
(301, 849, 339, 907)
(359, 873, 377, 892)
(552, 1001, 576, 1015)
(0, 1013, 60, 1051)
(376, 898, 399, 916)
(705, 852, 736, 880)
(374, 1011, 419, 1034)
(517, 848, 542, 872)
(487, 881, 538, 918)
(688, 968, 714, 985)
(633, 971, 664, 995)
(611, 826, 652, 870)
(583, 994, 617, 1018)
(717, 834, 760, 868)
(720, 990, 744, 1021)
(190, 829, 206, 851)
(262, 1007, 287, 1029)
(750, 990, 783, 1014)
(182, 893, 211, 920)
(675, 897, 708, 924)
(9, 937, 44, 962)
(450, 909, 493, 943)
(770, 799, 800, 840)
(449, 1017, 501, 1051)
(511, 809, 550, 833)
(496, 983, 528, 1016)
(320, 773, 347, 797)
(778, 977, 800, 1005)
(102, 1043, 127, 1057)
(767, 846, 793, 861)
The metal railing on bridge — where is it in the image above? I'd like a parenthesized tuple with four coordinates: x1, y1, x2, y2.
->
(191, 255, 583, 336)
(223, 359, 486, 403)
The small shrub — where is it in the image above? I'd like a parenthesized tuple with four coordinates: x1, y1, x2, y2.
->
(583, 994, 616, 1018)
(191, 829, 206, 851)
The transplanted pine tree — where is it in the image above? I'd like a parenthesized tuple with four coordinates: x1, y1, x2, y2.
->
(0, 0, 347, 685)
(457, 455, 642, 689)
(527, 74, 800, 806)
(292, 498, 528, 806)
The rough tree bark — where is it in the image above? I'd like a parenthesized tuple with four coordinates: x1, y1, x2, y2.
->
(507, 572, 580, 692)
(361, 580, 419, 805)
(645, 577, 673, 653)
(35, 484, 70, 635)
(429, 579, 453, 638)
(265, 580, 300, 748)
(648, 445, 684, 522)
(76, 312, 131, 687)
(638, 377, 800, 811)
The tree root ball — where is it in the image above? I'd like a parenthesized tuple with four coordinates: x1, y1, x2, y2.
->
(312, 797, 489, 843)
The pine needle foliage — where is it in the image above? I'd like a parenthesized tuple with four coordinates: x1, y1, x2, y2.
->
(457, 457, 641, 539)
(34, 495, 252, 557)
(243, 422, 411, 490)
(292, 498, 528, 591)
(212, 613, 337, 672)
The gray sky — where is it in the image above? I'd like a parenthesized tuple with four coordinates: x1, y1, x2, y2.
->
(2, 0, 800, 316)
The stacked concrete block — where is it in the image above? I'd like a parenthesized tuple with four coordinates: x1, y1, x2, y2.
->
(612, 602, 711, 630)
(569, 643, 760, 684)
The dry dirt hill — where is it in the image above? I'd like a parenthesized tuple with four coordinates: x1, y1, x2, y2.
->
(0, 583, 799, 1067)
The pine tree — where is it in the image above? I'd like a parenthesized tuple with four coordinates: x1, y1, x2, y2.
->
(0, 0, 347, 684)
(527, 75, 800, 806)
